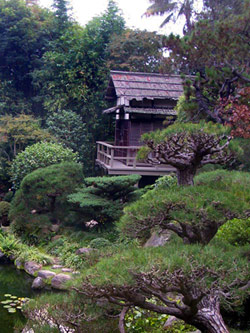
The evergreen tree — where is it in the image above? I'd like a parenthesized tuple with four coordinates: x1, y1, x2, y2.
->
(52, 0, 71, 34)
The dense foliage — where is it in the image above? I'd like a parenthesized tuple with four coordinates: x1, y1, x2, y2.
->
(10, 142, 78, 188)
(108, 29, 165, 73)
(0, 0, 249, 332)
(118, 170, 250, 244)
(9, 162, 83, 241)
(46, 110, 92, 174)
(162, 3, 250, 125)
(216, 218, 250, 246)
(80, 241, 250, 333)
(68, 175, 141, 226)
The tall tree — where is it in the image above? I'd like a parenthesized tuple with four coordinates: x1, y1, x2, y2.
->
(144, 0, 196, 34)
(52, 0, 71, 34)
(32, 0, 125, 174)
(0, 0, 54, 116)
(200, 0, 245, 20)
(108, 29, 165, 73)
(162, 3, 250, 124)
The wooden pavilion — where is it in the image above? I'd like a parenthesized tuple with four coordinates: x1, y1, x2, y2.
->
(96, 71, 184, 176)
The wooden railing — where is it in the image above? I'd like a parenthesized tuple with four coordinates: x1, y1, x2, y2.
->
(96, 141, 141, 168)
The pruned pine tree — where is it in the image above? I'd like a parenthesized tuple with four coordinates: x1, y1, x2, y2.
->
(118, 170, 250, 244)
(138, 122, 233, 186)
(77, 243, 250, 333)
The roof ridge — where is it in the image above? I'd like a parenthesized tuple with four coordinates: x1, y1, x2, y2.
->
(110, 70, 183, 78)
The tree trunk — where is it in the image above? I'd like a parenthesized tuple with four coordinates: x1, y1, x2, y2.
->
(193, 310, 229, 333)
(190, 297, 229, 333)
(176, 168, 195, 186)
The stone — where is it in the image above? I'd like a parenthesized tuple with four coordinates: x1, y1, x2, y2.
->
(61, 268, 72, 272)
(49, 224, 60, 233)
(38, 270, 56, 279)
(51, 235, 62, 242)
(24, 261, 42, 276)
(144, 230, 171, 247)
(76, 247, 93, 255)
(51, 274, 71, 290)
(32, 277, 45, 290)
(52, 265, 63, 269)
(163, 315, 182, 329)
(22, 328, 34, 333)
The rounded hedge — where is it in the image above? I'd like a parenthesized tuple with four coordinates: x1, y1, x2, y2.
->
(10, 142, 79, 188)
(216, 218, 250, 246)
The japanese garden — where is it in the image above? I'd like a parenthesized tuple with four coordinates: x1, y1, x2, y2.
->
(0, 0, 249, 332)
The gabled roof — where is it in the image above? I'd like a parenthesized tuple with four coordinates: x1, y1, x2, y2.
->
(106, 70, 184, 101)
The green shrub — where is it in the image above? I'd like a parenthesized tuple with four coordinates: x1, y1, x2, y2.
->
(89, 238, 111, 249)
(154, 174, 177, 189)
(46, 110, 93, 175)
(68, 175, 141, 226)
(0, 233, 53, 264)
(126, 306, 195, 332)
(9, 162, 83, 240)
(0, 201, 10, 217)
(216, 218, 250, 246)
(3, 191, 14, 203)
(0, 233, 19, 256)
(10, 142, 79, 189)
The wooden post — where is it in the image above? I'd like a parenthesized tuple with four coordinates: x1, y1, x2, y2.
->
(133, 150, 136, 169)
(97, 143, 100, 161)
(100, 144, 104, 163)
(110, 147, 114, 167)
(126, 148, 130, 166)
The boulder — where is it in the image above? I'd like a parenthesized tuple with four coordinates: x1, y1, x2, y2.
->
(76, 247, 93, 255)
(38, 270, 56, 279)
(51, 274, 71, 290)
(52, 264, 63, 269)
(22, 328, 34, 333)
(49, 224, 60, 233)
(144, 230, 171, 247)
(51, 235, 62, 242)
(61, 268, 73, 273)
(32, 277, 45, 290)
(24, 261, 42, 276)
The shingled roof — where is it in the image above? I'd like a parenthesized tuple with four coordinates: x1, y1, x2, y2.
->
(106, 70, 184, 102)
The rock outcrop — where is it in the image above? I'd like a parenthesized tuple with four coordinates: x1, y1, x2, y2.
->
(32, 277, 46, 290)
(51, 274, 71, 290)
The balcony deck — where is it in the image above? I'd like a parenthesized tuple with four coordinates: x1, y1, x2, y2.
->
(96, 141, 176, 176)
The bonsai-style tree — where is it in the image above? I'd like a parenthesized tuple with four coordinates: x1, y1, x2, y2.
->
(78, 242, 250, 333)
(118, 170, 250, 245)
(138, 122, 233, 185)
